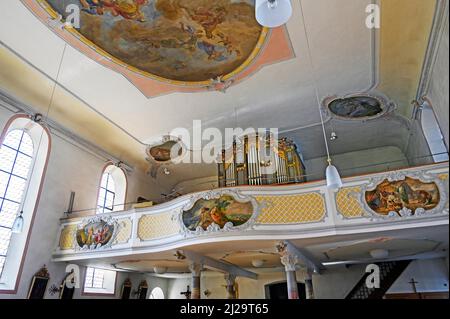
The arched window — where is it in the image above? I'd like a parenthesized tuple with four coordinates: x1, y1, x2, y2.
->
(0, 115, 50, 292)
(96, 164, 127, 214)
(0, 130, 34, 277)
(149, 287, 165, 299)
(421, 101, 449, 163)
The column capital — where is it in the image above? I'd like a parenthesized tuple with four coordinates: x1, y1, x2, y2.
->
(276, 241, 288, 254)
(189, 262, 203, 276)
(280, 253, 298, 272)
(224, 274, 237, 286)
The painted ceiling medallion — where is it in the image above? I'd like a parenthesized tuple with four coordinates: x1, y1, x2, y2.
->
(25, 1, 295, 97)
(327, 95, 385, 120)
(147, 136, 184, 163)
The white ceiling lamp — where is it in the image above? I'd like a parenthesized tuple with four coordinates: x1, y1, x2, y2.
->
(153, 266, 168, 274)
(298, 0, 342, 191)
(370, 249, 389, 259)
(326, 160, 343, 190)
(255, 0, 293, 28)
(252, 259, 265, 268)
(11, 210, 24, 234)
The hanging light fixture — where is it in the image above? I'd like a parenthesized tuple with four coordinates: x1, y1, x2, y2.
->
(255, 0, 293, 28)
(11, 211, 24, 234)
(326, 159, 343, 190)
(298, 0, 342, 191)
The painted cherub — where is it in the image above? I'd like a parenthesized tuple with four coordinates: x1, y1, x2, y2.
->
(80, 0, 148, 22)
(101, 0, 149, 22)
(190, 6, 227, 39)
(80, 0, 103, 15)
(209, 206, 228, 228)
(198, 207, 214, 230)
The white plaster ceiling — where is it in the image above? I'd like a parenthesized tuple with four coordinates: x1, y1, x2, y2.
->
(77, 224, 448, 274)
(0, 0, 436, 187)
(0, 0, 375, 146)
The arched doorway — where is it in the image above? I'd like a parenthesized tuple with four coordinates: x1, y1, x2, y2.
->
(265, 281, 306, 299)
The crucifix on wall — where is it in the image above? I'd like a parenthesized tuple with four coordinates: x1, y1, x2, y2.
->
(409, 278, 421, 298)
(181, 285, 192, 299)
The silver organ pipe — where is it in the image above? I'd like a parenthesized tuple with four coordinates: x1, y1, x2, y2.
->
(218, 136, 306, 187)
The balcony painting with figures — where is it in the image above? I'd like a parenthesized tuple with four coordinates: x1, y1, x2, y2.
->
(182, 195, 253, 231)
(76, 219, 115, 249)
(365, 177, 440, 216)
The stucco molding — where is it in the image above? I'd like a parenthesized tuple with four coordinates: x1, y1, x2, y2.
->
(416, 0, 449, 102)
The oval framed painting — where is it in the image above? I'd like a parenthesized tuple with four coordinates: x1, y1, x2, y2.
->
(325, 94, 389, 120)
(35, 0, 268, 85)
(365, 177, 441, 216)
(146, 136, 185, 163)
(76, 217, 118, 249)
(181, 191, 257, 233)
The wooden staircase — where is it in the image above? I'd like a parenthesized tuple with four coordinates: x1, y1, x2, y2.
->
(345, 260, 412, 299)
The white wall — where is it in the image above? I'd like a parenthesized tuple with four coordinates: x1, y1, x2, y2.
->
(304, 146, 409, 182)
(0, 107, 164, 299)
(312, 264, 367, 299)
(135, 274, 169, 299)
(405, 118, 434, 167)
(427, 12, 449, 150)
(173, 176, 218, 195)
(388, 258, 449, 294)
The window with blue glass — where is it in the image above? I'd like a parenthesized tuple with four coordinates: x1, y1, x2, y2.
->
(0, 129, 34, 277)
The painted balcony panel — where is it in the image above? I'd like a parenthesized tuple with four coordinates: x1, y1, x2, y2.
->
(52, 163, 449, 262)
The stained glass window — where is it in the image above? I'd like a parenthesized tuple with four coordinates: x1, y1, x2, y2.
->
(0, 130, 34, 277)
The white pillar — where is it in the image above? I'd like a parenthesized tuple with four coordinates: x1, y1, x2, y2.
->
(305, 270, 315, 299)
(189, 262, 202, 299)
(281, 254, 299, 299)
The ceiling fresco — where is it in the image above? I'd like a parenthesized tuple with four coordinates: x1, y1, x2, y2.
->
(327, 96, 384, 119)
(25, 0, 294, 97)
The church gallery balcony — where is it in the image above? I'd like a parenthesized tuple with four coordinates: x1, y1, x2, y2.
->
(52, 162, 449, 262)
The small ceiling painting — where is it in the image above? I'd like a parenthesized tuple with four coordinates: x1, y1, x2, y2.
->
(24, 0, 294, 97)
(328, 96, 384, 119)
(365, 177, 440, 216)
(182, 195, 253, 231)
(147, 139, 184, 162)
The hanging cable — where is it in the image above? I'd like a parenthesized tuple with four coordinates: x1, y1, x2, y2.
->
(297, 0, 342, 189)
(12, 43, 68, 233)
